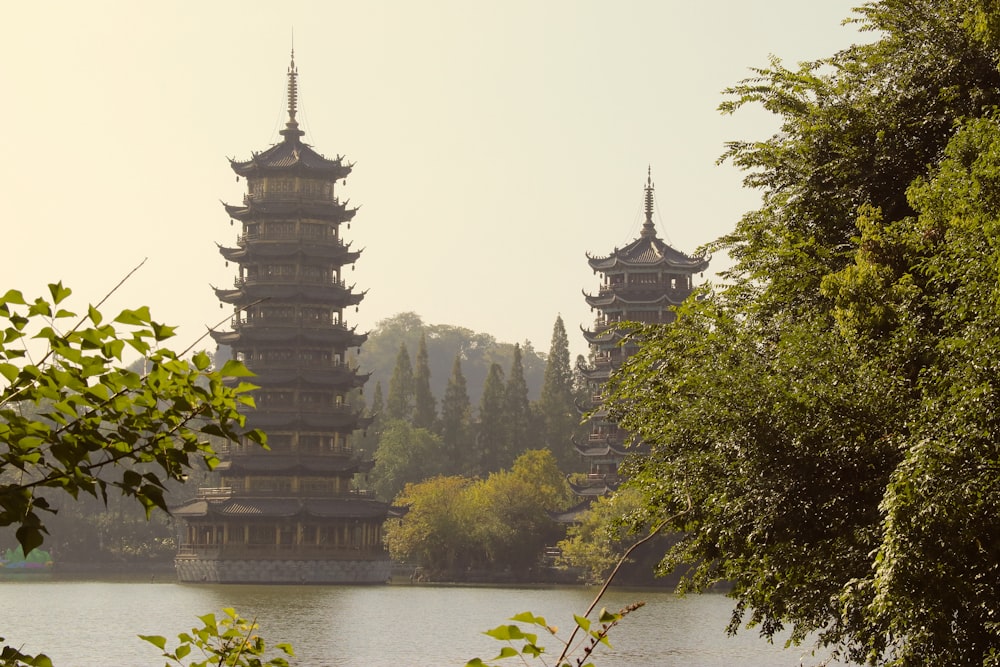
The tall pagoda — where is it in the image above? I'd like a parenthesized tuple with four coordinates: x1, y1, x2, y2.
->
(174, 53, 389, 584)
(572, 170, 709, 497)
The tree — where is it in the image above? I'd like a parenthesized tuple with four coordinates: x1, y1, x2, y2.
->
(537, 315, 578, 468)
(384, 342, 414, 422)
(440, 353, 473, 475)
(0, 284, 262, 555)
(603, 2, 1000, 664)
(476, 363, 506, 474)
(503, 343, 535, 462)
(413, 334, 437, 430)
(384, 475, 478, 572)
(370, 419, 446, 502)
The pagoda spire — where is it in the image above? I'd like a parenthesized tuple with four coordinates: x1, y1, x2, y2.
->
(640, 166, 656, 238)
(280, 48, 305, 142)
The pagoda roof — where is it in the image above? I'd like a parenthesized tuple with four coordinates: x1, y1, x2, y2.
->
(218, 242, 361, 264)
(211, 325, 367, 349)
(213, 284, 366, 307)
(229, 142, 351, 180)
(586, 169, 709, 274)
(567, 476, 618, 497)
(173, 496, 388, 520)
(581, 325, 627, 346)
(548, 498, 595, 524)
(583, 290, 686, 310)
(228, 51, 351, 180)
(223, 200, 358, 224)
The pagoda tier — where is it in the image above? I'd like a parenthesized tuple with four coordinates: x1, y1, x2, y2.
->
(223, 200, 357, 224)
(240, 408, 369, 431)
(573, 169, 709, 498)
(175, 51, 389, 584)
(218, 241, 361, 264)
(211, 325, 367, 349)
(213, 284, 365, 308)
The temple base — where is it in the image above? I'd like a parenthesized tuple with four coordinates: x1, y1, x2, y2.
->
(175, 555, 391, 584)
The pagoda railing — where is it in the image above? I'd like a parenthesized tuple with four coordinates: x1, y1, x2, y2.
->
(243, 193, 340, 205)
(238, 231, 347, 245)
(234, 276, 349, 288)
(230, 315, 356, 330)
(175, 544, 387, 560)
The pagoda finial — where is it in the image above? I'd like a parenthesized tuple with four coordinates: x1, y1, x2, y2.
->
(641, 166, 656, 238)
(280, 46, 305, 141)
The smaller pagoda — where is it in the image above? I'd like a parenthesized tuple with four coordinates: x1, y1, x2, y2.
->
(572, 169, 709, 497)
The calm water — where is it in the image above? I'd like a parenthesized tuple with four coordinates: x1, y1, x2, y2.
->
(0, 577, 843, 666)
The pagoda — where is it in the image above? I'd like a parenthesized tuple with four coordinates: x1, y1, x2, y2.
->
(174, 52, 389, 584)
(572, 169, 709, 497)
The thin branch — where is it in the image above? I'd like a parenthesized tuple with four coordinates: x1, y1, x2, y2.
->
(556, 495, 692, 664)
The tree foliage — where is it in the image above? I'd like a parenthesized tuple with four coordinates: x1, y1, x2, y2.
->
(413, 334, 437, 430)
(538, 316, 578, 468)
(440, 352, 473, 475)
(385, 450, 572, 578)
(370, 419, 446, 502)
(0, 284, 262, 555)
(384, 342, 414, 422)
(603, 2, 1000, 664)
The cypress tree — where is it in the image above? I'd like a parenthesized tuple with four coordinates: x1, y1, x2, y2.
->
(538, 315, 577, 468)
(385, 343, 415, 422)
(440, 353, 472, 475)
(503, 343, 534, 463)
(477, 362, 506, 473)
(413, 334, 437, 430)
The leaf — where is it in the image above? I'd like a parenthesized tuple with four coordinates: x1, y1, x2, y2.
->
(0, 289, 26, 305)
(87, 305, 103, 325)
(0, 362, 18, 382)
(139, 634, 167, 650)
(573, 614, 591, 632)
(48, 282, 72, 304)
(220, 359, 257, 377)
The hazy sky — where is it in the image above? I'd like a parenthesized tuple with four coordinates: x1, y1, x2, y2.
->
(1, 1, 867, 360)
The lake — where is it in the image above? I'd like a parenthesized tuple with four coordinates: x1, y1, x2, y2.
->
(0, 577, 844, 666)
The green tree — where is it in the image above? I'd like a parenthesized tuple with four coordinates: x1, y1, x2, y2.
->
(503, 344, 534, 462)
(476, 362, 506, 473)
(384, 475, 478, 572)
(440, 353, 473, 475)
(603, 2, 1000, 664)
(413, 334, 437, 430)
(384, 342, 414, 422)
(537, 315, 577, 468)
(370, 419, 446, 502)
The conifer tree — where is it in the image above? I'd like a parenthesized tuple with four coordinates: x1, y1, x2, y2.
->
(413, 333, 437, 430)
(385, 343, 415, 422)
(503, 343, 534, 463)
(477, 362, 507, 473)
(538, 315, 578, 468)
(354, 381, 384, 458)
(440, 353, 473, 474)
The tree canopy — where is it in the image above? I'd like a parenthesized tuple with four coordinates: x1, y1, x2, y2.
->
(603, 2, 1000, 664)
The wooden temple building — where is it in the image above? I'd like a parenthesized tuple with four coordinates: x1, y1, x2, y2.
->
(174, 53, 390, 584)
(570, 170, 709, 498)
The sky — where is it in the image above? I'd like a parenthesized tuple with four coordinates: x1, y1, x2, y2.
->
(0, 1, 870, 360)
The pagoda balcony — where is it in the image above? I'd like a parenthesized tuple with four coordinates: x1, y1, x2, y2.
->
(244, 192, 340, 206)
(195, 486, 234, 500)
(234, 276, 349, 289)
(238, 231, 346, 246)
(251, 403, 358, 415)
(235, 356, 355, 371)
(230, 315, 356, 330)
